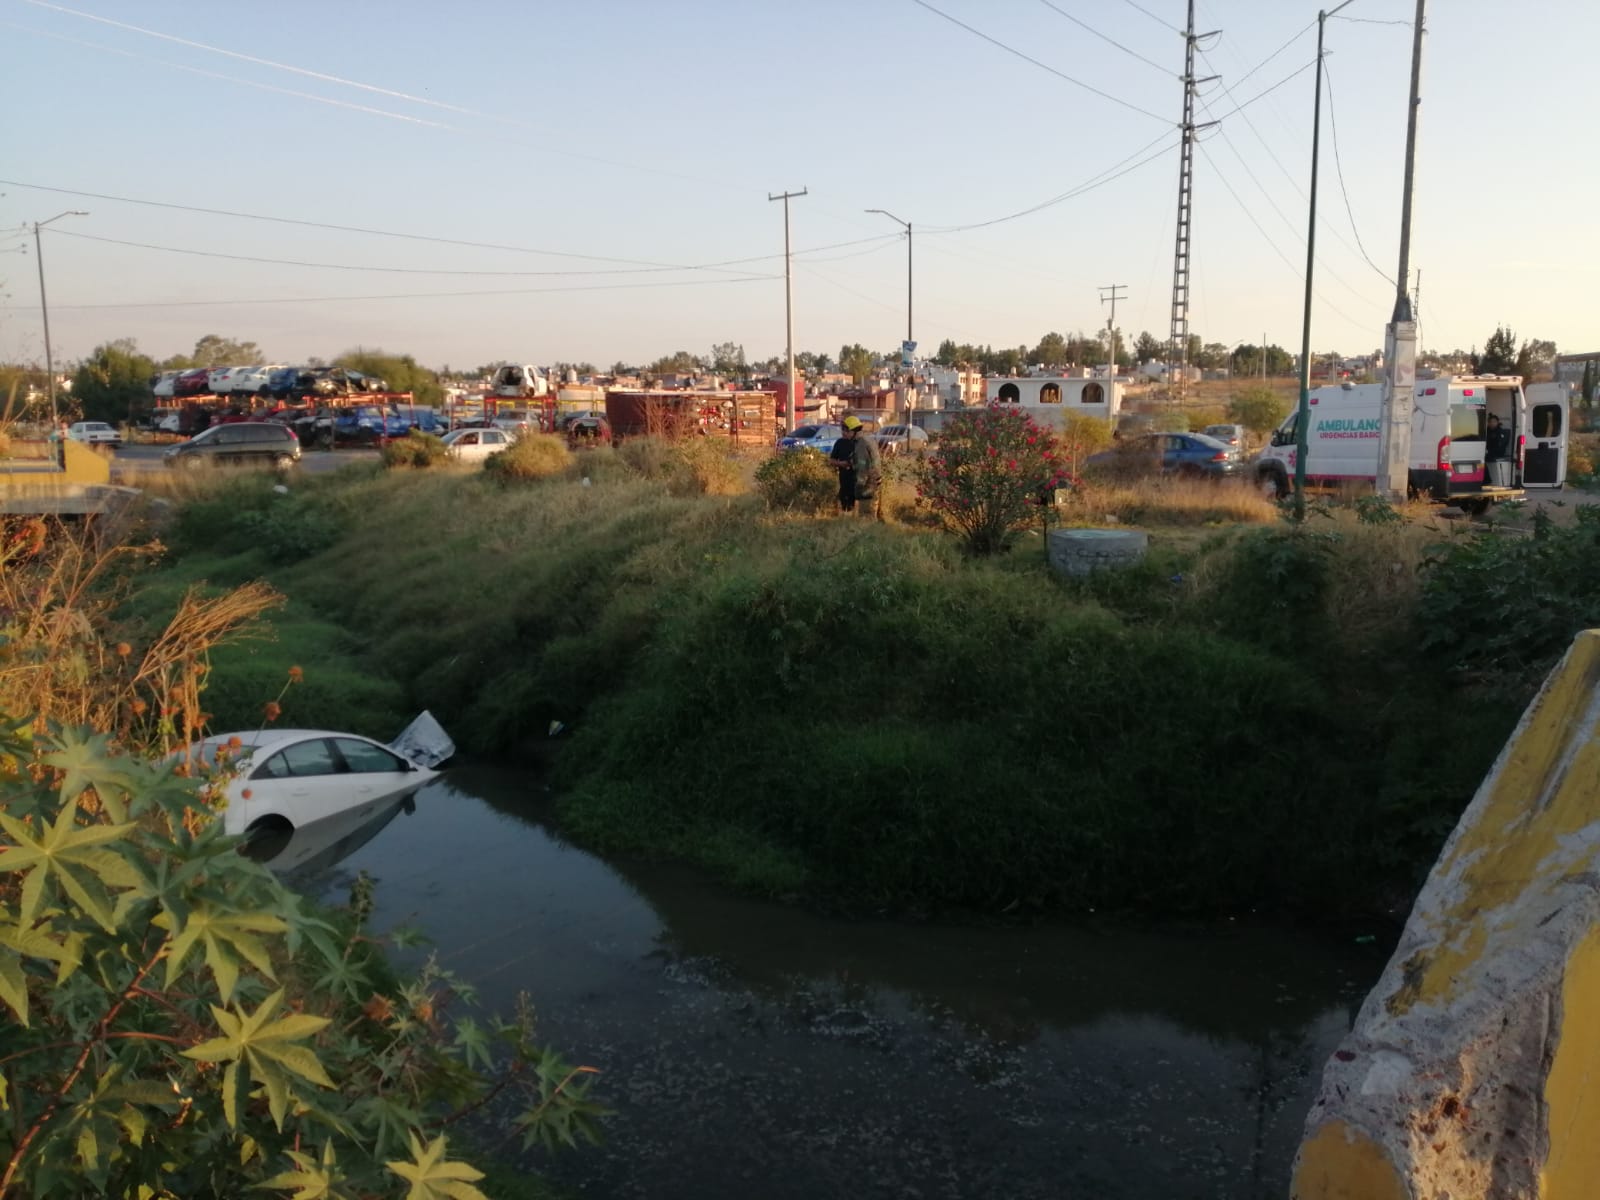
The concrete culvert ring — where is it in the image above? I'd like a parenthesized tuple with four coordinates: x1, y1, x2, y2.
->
(1046, 529, 1149, 578)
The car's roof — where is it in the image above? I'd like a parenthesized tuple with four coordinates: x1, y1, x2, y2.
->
(197, 728, 381, 755)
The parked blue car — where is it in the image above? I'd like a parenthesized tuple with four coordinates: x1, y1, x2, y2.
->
(1086, 432, 1241, 479)
(331, 406, 447, 445)
(777, 423, 845, 455)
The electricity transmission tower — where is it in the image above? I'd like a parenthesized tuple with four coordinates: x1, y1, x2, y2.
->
(1167, 0, 1218, 405)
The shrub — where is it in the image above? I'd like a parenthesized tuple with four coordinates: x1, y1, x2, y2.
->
(1055, 413, 1113, 479)
(1227, 385, 1291, 438)
(673, 436, 746, 496)
(915, 407, 1068, 554)
(754, 449, 835, 514)
(230, 493, 342, 564)
(1420, 505, 1600, 679)
(1183, 405, 1228, 433)
(1197, 525, 1339, 656)
(483, 433, 573, 482)
(379, 429, 448, 468)
(0, 724, 602, 1198)
(1566, 433, 1598, 485)
(616, 435, 682, 482)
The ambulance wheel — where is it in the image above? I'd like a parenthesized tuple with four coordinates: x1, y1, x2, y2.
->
(1259, 471, 1288, 500)
(1459, 499, 1491, 517)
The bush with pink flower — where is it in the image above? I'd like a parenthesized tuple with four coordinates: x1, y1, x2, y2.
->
(914, 406, 1069, 554)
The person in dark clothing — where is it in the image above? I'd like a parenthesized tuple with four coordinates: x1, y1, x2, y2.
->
(1486, 414, 1512, 461)
(1486, 413, 1513, 487)
(829, 417, 861, 512)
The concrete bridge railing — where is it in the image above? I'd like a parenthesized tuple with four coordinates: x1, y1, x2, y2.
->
(1293, 630, 1600, 1199)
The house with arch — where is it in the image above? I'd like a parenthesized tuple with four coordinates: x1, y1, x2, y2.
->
(983, 375, 1123, 429)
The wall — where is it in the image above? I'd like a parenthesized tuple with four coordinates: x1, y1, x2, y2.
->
(1292, 629, 1600, 1199)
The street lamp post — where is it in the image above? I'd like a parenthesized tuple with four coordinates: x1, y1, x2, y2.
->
(865, 209, 914, 453)
(32, 211, 89, 429)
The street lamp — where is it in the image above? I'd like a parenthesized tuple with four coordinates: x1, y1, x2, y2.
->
(33, 211, 89, 428)
(865, 208, 915, 453)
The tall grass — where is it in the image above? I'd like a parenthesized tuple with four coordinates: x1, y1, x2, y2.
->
(1067, 478, 1278, 527)
(122, 450, 1551, 917)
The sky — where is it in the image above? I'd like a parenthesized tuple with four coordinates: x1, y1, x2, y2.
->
(1, 0, 1595, 373)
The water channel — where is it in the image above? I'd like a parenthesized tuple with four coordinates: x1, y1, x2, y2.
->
(265, 765, 1391, 1199)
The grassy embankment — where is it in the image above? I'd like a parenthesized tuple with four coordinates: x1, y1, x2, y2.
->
(128, 444, 1551, 918)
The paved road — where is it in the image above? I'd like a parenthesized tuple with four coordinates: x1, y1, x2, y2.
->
(112, 443, 378, 479)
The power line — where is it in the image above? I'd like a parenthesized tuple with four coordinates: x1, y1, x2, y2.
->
(4, 274, 783, 312)
(1200, 57, 1317, 124)
(16, 1, 714, 186)
(1193, 44, 1379, 282)
(1116, 0, 1182, 35)
(0, 178, 899, 271)
(1196, 143, 1373, 333)
(1321, 62, 1397, 286)
(41, 229, 737, 277)
(1035, 0, 1174, 75)
(1330, 15, 1413, 26)
(1196, 121, 1374, 306)
(922, 131, 1177, 233)
(910, 0, 1171, 123)
(45, 227, 897, 278)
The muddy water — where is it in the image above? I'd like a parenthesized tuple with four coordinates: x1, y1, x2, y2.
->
(275, 766, 1388, 1200)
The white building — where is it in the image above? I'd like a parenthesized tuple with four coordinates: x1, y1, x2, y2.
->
(984, 376, 1123, 428)
(923, 365, 985, 409)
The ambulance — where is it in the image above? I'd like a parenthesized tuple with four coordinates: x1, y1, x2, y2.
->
(1254, 376, 1570, 513)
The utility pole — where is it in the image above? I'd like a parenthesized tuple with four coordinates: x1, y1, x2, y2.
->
(1375, 0, 1426, 500)
(1167, 0, 1219, 408)
(1292, 2, 1353, 521)
(769, 188, 807, 435)
(866, 208, 916, 451)
(1100, 284, 1126, 392)
(32, 210, 89, 429)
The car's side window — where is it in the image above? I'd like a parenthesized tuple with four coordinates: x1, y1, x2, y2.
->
(277, 739, 341, 777)
(333, 738, 406, 774)
(252, 752, 292, 780)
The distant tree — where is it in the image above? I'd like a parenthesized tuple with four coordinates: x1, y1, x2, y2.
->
(0, 362, 46, 420)
(1582, 359, 1596, 408)
(1032, 332, 1070, 369)
(710, 342, 747, 377)
(1516, 337, 1556, 382)
(69, 339, 156, 424)
(839, 343, 875, 385)
(1474, 326, 1519, 375)
(649, 350, 704, 375)
(333, 347, 443, 405)
(188, 334, 264, 368)
(1227, 385, 1290, 439)
(1095, 327, 1128, 369)
(991, 345, 1025, 376)
(1134, 330, 1164, 363)
(933, 339, 960, 368)
(609, 360, 634, 376)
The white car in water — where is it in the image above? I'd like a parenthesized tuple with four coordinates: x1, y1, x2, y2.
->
(440, 426, 516, 463)
(183, 713, 453, 837)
